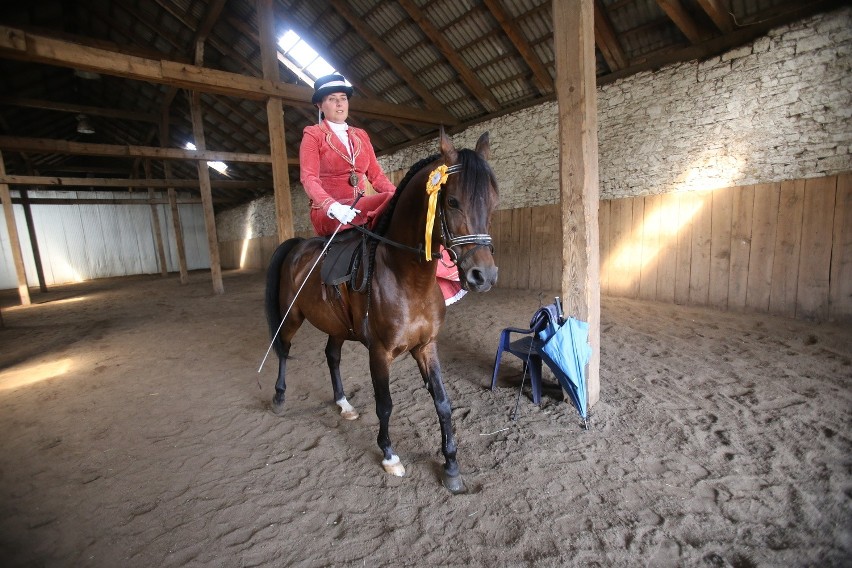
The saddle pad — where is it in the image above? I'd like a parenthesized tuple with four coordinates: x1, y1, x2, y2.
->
(320, 229, 362, 286)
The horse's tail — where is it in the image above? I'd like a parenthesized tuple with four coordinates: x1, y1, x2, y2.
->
(265, 237, 305, 358)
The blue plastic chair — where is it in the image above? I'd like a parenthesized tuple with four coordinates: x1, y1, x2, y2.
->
(490, 317, 550, 405)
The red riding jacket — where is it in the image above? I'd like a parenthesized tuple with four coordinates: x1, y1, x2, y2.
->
(299, 120, 396, 236)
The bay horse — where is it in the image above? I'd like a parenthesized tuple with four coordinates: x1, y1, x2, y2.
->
(264, 129, 498, 493)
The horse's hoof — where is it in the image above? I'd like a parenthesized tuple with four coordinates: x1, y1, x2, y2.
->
(270, 398, 285, 416)
(442, 473, 467, 495)
(336, 397, 359, 421)
(382, 455, 406, 477)
(340, 409, 359, 421)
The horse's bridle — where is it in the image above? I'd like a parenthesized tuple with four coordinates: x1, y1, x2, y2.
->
(346, 161, 494, 265)
(437, 163, 494, 268)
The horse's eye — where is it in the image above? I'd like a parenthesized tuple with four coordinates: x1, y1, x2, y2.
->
(447, 196, 460, 209)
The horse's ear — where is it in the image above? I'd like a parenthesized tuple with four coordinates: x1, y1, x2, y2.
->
(475, 131, 491, 160)
(439, 125, 458, 164)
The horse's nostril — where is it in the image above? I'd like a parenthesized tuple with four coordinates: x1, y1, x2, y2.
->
(468, 268, 485, 286)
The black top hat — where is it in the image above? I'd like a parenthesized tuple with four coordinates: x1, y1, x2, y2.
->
(311, 74, 354, 105)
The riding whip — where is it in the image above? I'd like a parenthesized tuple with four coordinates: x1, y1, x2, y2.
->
(258, 192, 364, 373)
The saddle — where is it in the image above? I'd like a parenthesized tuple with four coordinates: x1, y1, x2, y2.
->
(320, 228, 369, 292)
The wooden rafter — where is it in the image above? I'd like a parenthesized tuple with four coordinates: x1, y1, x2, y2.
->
(656, 0, 707, 44)
(696, 0, 736, 33)
(0, 135, 290, 164)
(482, 0, 552, 95)
(594, 0, 630, 71)
(0, 175, 270, 189)
(0, 97, 158, 123)
(397, 0, 501, 114)
(329, 0, 446, 112)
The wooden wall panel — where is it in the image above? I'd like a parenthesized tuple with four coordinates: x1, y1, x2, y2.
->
(689, 192, 712, 305)
(607, 198, 634, 297)
(674, 192, 697, 305)
(829, 173, 852, 321)
(598, 200, 611, 295)
(796, 176, 836, 320)
(627, 198, 644, 298)
(655, 193, 679, 304)
(709, 187, 733, 309)
(638, 194, 660, 301)
(769, 179, 805, 318)
(728, 184, 754, 311)
(745, 183, 779, 312)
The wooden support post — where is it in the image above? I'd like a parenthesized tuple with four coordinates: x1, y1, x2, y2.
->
(188, 91, 224, 294)
(552, 0, 601, 408)
(0, 151, 31, 305)
(144, 159, 169, 277)
(161, 115, 189, 284)
(257, 0, 295, 242)
(18, 187, 47, 292)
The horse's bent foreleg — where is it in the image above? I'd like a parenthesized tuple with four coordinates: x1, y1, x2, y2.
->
(412, 343, 466, 494)
(325, 336, 358, 420)
(369, 351, 404, 476)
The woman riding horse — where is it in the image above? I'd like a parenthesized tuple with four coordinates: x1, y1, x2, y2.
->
(266, 127, 498, 494)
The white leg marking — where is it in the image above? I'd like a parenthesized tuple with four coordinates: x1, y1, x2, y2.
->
(336, 397, 359, 421)
(382, 454, 406, 477)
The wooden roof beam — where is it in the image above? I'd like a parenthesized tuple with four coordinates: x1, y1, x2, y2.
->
(696, 0, 735, 33)
(397, 0, 501, 114)
(594, 0, 629, 71)
(329, 0, 447, 112)
(656, 0, 707, 44)
(483, 0, 552, 95)
(0, 96, 159, 123)
(0, 134, 299, 164)
(0, 25, 456, 127)
(0, 174, 271, 190)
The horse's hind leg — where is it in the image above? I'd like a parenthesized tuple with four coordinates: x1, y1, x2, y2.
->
(412, 343, 467, 494)
(271, 316, 303, 415)
(325, 336, 359, 420)
(369, 351, 405, 477)
(271, 339, 290, 414)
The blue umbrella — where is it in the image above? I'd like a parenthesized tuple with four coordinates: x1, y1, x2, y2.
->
(534, 303, 591, 426)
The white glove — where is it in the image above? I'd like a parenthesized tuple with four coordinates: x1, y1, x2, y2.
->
(327, 201, 360, 225)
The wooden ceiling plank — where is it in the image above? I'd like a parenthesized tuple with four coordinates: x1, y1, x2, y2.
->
(482, 0, 552, 95)
(397, 0, 501, 114)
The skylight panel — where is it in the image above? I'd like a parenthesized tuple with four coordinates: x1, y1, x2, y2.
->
(185, 142, 228, 175)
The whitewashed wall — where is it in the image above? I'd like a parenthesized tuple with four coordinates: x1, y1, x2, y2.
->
(0, 191, 210, 289)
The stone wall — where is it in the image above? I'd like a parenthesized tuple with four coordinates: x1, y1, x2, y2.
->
(216, 6, 851, 240)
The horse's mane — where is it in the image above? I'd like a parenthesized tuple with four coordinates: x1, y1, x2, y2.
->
(372, 153, 439, 237)
(373, 148, 498, 237)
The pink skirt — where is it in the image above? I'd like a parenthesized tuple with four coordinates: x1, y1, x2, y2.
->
(436, 247, 467, 306)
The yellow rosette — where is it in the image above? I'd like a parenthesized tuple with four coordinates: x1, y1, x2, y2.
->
(424, 164, 449, 260)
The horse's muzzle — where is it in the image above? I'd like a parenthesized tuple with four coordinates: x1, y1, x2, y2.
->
(463, 264, 498, 293)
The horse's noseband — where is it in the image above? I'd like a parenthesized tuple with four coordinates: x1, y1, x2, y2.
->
(438, 164, 494, 267)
